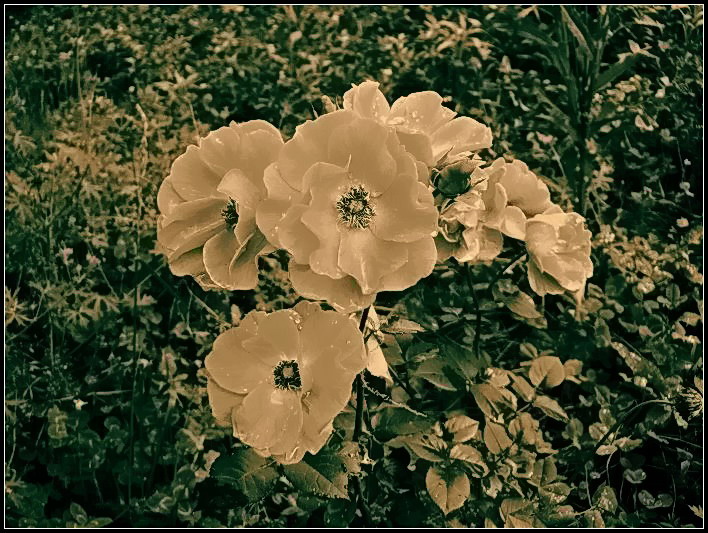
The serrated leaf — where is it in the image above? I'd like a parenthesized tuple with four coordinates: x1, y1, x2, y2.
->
(471, 383, 517, 418)
(366, 336, 392, 384)
(445, 415, 479, 443)
(374, 406, 433, 441)
(484, 422, 512, 454)
(283, 449, 349, 499)
(510, 374, 536, 402)
(532, 395, 569, 421)
(450, 444, 489, 478)
(338, 442, 361, 475)
(211, 448, 278, 502)
(391, 433, 447, 463)
(499, 498, 535, 528)
(415, 357, 457, 391)
(529, 356, 565, 388)
(530, 457, 558, 487)
(585, 509, 605, 527)
(504, 290, 544, 319)
(425, 466, 470, 515)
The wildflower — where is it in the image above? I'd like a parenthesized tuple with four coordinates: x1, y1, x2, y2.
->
(674, 383, 703, 421)
(256, 110, 438, 312)
(525, 205, 593, 296)
(204, 301, 367, 463)
(676, 218, 689, 228)
(342, 80, 492, 167)
(157, 120, 284, 290)
(60, 247, 73, 263)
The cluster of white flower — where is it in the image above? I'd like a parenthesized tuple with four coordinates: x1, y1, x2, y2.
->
(156, 81, 593, 462)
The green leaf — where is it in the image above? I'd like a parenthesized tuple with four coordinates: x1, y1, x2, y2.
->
(594, 54, 640, 92)
(530, 457, 558, 487)
(383, 318, 425, 334)
(593, 484, 618, 513)
(390, 433, 447, 463)
(414, 357, 457, 391)
(211, 448, 278, 502)
(69, 503, 87, 525)
(532, 395, 569, 421)
(444, 415, 479, 443)
(450, 444, 489, 478)
(510, 374, 536, 402)
(471, 383, 517, 418)
(499, 498, 535, 528)
(324, 499, 356, 527)
(503, 290, 544, 319)
(529, 356, 565, 388)
(374, 406, 433, 441)
(483, 422, 512, 454)
(540, 482, 572, 504)
(425, 466, 470, 515)
(283, 449, 349, 499)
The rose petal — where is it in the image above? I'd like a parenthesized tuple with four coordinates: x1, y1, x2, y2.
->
(499, 205, 527, 240)
(327, 117, 397, 195)
(157, 178, 184, 216)
(169, 144, 222, 201)
(277, 204, 320, 265)
(378, 237, 437, 291)
(430, 116, 493, 163)
(157, 198, 227, 260)
(233, 384, 303, 453)
(527, 259, 565, 296)
(343, 80, 391, 120)
(253, 309, 302, 361)
(370, 169, 437, 243)
(338, 229, 408, 294)
(207, 379, 244, 427)
(395, 130, 435, 167)
(205, 330, 272, 394)
(217, 169, 264, 210)
(300, 163, 350, 278)
(289, 261, 376, 313)
(278, 110, 356, 191)
(389, 91, 456, 135)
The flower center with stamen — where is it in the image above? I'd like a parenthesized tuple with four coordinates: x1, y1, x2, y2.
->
(336, 185, 375, 229)
(221, 198, 239, 228)
(273, 360, 302, 391)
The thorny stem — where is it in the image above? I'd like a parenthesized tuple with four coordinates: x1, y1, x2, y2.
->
(352, 305, 373, 526)
(353, 306, 371, 443)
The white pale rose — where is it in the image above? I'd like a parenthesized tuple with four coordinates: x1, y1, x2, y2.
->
(256, 109, 439, 312)
(157, 120, 284, 290)
(525, 205, 593, 297)
(343, 80, 493, 167)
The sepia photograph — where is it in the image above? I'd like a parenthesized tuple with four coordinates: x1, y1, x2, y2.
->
(4, 5, 703, 528)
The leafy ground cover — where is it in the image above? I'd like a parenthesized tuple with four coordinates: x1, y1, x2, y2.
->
(5, 5, 703, 527)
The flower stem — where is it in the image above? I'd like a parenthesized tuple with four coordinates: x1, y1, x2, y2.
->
(352, 305, 373, 525)
(353, 305, 371, 443)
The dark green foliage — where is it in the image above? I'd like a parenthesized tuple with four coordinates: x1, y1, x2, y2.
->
(5, 5, 702, 527)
